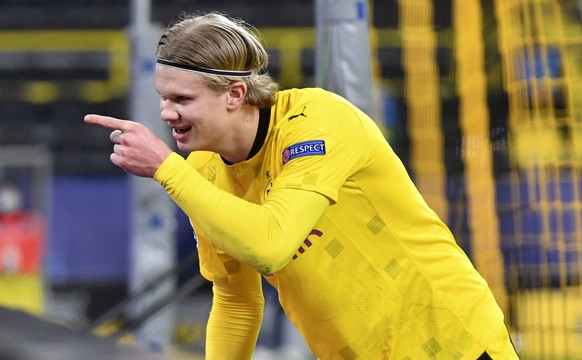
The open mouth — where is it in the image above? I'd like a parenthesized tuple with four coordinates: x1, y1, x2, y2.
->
(173, 126, 192, 135)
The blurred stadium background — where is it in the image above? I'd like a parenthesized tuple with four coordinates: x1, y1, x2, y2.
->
(0, 0, 582, 359)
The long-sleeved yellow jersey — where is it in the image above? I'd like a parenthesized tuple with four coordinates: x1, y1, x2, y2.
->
(155, 87, 518, 359)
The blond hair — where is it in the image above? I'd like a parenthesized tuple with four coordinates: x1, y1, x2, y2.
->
(156, 12, 279, 108)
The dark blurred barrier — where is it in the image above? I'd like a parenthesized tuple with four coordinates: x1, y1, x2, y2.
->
(0, 306, 162, 360)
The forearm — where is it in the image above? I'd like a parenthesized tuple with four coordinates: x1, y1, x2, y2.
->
(154, 153, 328, 273)
(205, 272, 264, 360)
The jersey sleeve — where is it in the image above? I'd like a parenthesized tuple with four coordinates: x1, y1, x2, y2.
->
(205, 265, 264, 360)
(195, 228, 256, 283)
(154, 153, 329, 274)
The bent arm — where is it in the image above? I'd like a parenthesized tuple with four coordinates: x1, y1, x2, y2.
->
(206, 270, 264, 360)
(154, 153, 329, 274)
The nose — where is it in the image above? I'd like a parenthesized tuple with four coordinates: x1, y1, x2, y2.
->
(160, 99, 179, 122)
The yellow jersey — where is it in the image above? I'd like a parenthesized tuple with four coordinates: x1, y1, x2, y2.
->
(157, 88, 516, 359)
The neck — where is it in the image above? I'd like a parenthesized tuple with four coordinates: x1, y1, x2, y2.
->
(221, 105, 260, 164)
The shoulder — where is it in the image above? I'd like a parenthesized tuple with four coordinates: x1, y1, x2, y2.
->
(272, 88, 372, 139)
(184, 151, 225, 183)
(185, 151, 219, 170)
(275, 88, 346, 113)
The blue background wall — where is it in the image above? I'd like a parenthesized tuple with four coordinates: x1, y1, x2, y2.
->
(45, 175, 131, 285)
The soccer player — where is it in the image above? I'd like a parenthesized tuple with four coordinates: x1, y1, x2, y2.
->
(85, 12, 519, 360)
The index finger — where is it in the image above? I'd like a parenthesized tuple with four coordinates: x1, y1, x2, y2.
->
(84, 114, 133, 131)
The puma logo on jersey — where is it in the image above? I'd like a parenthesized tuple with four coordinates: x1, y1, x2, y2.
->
(288, 106, 307, 121)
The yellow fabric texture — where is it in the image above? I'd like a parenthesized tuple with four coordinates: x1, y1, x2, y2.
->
(155, 152, 329, 275)
(204, 269, 264, 360)
(155, 88, 518, 359)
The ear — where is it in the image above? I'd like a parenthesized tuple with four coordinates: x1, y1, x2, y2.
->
(226, 81, 247, 110)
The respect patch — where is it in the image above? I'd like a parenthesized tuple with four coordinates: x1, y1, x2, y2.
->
(282, 140, 326, 165)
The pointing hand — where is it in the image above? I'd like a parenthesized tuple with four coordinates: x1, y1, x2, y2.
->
(84, 114, 173, 178)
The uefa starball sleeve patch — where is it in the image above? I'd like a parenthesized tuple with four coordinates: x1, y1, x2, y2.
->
(282, 140, 326, 165)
